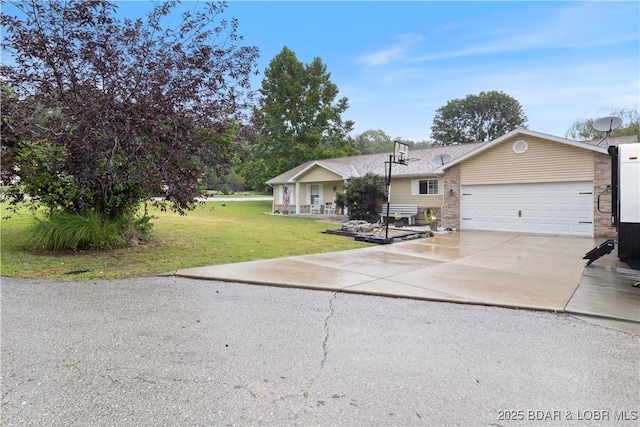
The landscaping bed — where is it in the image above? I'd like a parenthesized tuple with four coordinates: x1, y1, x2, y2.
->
(323, 220, 433, 243)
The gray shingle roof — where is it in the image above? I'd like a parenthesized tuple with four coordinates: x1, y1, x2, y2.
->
(266, 143, 483, 185)
(265, 132, 639, 186)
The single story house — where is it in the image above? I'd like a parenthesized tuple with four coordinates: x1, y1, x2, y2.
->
(266, 128, 639, 238)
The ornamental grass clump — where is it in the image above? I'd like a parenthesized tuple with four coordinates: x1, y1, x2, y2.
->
(28, 210, 136, 251)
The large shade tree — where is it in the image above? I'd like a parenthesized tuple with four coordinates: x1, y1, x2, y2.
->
(1, 0, 259, 246)
(353, 129, 394, 154)
(431, 90, 528, 145)
(239, 47, 356, 191)
(352, 130, 433, 154)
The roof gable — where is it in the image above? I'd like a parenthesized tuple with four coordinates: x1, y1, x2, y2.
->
(290, 161, 349, 181)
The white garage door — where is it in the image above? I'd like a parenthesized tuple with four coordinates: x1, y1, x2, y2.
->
(461, 182, 593, 236)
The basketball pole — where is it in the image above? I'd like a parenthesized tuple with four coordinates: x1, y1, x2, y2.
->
(384, 140, 409, 242)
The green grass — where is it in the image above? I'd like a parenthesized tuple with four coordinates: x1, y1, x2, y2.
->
(0, 201, 370, 281)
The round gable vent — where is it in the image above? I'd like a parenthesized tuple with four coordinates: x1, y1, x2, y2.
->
(513, 140, 528, 154)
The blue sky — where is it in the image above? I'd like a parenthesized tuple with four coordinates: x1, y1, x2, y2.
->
(220, 0, 640, 142)
(7, 1, 640, 142)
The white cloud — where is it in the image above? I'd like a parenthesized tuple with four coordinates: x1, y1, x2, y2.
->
(409, 2, 639, 63)
(345, 2, 640, 141)
(356, 33, 424, 66)
(345, 51, 638, 142)
(336, 2, 639, 142)
(357, 47, 404, 66)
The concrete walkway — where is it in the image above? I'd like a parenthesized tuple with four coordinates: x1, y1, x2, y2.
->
(177, 231, 640, 334)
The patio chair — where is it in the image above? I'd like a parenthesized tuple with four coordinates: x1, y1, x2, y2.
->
(310, 204, 322, 214)
(324, 202, 336, 215)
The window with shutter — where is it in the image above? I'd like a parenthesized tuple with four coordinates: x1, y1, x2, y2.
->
(412, 179, 440, 195)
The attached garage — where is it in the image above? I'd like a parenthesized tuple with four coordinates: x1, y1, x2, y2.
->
(461, 182, 593, 236)
(437, 128, 623, 238)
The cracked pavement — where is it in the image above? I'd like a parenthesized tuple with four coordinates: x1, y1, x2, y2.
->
(1, 276, 639, 426)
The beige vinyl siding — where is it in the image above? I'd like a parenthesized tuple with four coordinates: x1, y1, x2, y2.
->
(295, 167, 343, 208)
(389, 177, 444, 207)
(323, 183, 343, 203)
(460, 136, 594, 185)
(299, 183, 343, 202)
(299, 183, 344, 205)
(298, 167, 342, 182)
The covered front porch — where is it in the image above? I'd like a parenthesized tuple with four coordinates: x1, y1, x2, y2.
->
(272, 178, 345, 216)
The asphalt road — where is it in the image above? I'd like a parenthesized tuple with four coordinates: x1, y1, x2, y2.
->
(1, 276, 638, 426)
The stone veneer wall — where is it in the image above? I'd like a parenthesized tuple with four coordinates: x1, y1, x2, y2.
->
(442, 165, 461, 230)
(594, 152, 617, 238)
(273, 204, 313, 214)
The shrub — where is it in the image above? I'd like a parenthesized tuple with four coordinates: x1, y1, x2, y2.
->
(342, 173, 386, 222)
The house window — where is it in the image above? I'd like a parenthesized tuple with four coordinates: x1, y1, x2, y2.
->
(419, 179, 439, 195)
(309, 184, 322, 204)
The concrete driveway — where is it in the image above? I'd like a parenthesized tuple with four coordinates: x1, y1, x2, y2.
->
(177, 231, 640, 334)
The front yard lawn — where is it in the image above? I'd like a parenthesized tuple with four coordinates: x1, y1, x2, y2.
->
(0, 201, 369, 281)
